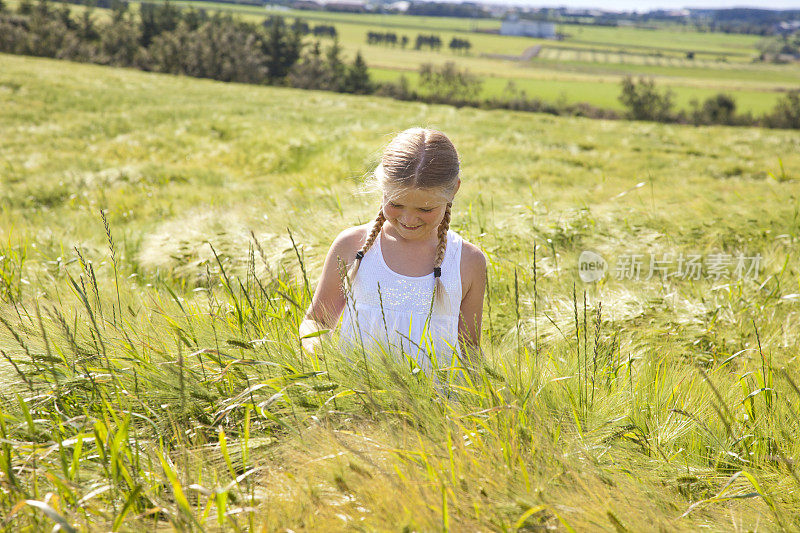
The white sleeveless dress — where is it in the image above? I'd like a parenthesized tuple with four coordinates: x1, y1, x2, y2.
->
(338, 227, 463, 374)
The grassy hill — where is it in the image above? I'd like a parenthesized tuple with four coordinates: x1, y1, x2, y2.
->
(1, 52, 799, 530)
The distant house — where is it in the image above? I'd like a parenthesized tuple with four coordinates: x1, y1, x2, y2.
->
(500, 17, 556, 39)
(293, 0, 322, 9)
(775, 20, 800, 34)
(322, 0, 367, 12)
(293, 0, 367, 11)
(387, 1, 410, 12)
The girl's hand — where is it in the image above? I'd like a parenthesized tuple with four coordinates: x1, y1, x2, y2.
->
(299, 318, 329, 357)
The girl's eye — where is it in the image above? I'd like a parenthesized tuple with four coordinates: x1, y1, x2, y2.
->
(420, 208, 433, 213)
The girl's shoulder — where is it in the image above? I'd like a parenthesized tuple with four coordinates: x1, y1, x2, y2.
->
(455, 232, 487, 288)
(327, 224, 372, 261)
(457, 235, 486, 268)
(461, 232, 486, 294)
(448, 230, 484, 263)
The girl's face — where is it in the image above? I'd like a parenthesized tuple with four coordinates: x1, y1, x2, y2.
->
(382, 184, 457, 241)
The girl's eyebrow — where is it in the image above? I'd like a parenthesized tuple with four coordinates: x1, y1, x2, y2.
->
(387, 200, 436, 211)
(390, 202, 434, 210)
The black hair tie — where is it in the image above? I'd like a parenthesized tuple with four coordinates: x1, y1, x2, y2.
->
(355, 251, 364, 260)
(433, 267, 441, 278)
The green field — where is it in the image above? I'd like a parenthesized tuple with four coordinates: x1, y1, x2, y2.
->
(143, 0, 800, 115)
(2, 52, 800, 530)
(22, 0, 797, 115)
(371, 67, 785, 114)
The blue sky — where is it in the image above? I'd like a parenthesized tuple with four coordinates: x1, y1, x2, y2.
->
(489, 0, 800, 9)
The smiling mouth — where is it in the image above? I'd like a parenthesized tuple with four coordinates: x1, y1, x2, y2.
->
(400, 222, 422, 230)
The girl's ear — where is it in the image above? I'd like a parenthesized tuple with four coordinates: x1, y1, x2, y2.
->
(454, 178, 461, 196)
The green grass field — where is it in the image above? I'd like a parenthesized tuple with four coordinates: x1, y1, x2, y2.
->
(20, 0, 796, 115)
(145, 0, 799, 115)
(1, 52, 800, 530)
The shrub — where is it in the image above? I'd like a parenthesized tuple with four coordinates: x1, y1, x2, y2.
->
(418, 61, 481, 105)
(690, 93, 738, 126)
(618, 76, 675, 122)
(763, 90, 800, 130)
(376, 75, 415, 100)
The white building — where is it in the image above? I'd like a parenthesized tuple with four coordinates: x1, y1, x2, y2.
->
(387, 1, 409, 12)
(500, 18, 556, 39)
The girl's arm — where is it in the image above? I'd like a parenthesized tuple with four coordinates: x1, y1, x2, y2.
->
(458, 243, 487, 369)
(300, 228, 363, 355)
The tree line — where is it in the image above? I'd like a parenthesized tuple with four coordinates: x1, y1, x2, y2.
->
(366, 31, 404, 47)
(366, 31, 471, 53)
(448, 37, 471, 53)
(405, 2, 490, 19)
(756, 31, 800, 63)
(0, 0, 370, 92)
(507, 6, 800, 36)
(274, 19, 337, 39)
(618, 76, 800, 129)
(414, 34, 442, 51)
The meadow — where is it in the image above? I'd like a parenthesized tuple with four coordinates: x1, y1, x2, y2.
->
(1, 51, 800, 530)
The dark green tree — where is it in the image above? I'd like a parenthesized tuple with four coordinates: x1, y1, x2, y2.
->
(139, 1, 180, 48)
(56, 4, 76, 32)
(263, 15, 302, 83)
(78, 9, 100, 42)
(17, 0, 33, 16)
(100, 6, 141, 66)
(291, 17, 309, 35)
(344, 50, 372, 94)
(109, 0, 128, 24)
(182, 7, 208, 32)
(288, 41, 333, 90)
(705, 93, 736, 124)
(764, 90, 800, 129)
(325, 36, 346, 91)
(33, 0, 49, 17)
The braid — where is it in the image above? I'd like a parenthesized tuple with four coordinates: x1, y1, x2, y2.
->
(432, 202, 452, 314)
(346, 209, 386, 290)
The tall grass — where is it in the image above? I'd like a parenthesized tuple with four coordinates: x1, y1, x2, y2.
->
(0, 52, 798, 530)
(1, 227, 799, 530)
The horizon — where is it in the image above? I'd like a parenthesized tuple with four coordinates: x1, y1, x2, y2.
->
(457, 0, 800, 11)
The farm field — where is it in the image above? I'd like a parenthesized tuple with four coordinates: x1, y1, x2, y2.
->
(1, 52, 800, 530)
(20, 0, 798, 114)
(146, 0, 800, 114)
(173, 1, 764, 58)
(369, 67, 785, 114)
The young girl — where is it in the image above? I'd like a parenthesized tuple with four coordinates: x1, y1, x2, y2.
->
(299, 127, 487, 375)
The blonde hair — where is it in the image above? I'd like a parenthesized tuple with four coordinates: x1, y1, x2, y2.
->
(346, 128, 460, 315)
